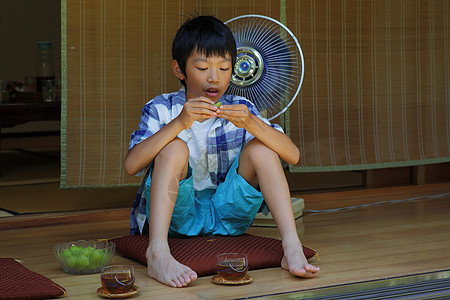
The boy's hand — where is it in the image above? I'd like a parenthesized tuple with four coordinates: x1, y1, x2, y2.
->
(216, 104, 253, 129)
(177, 96, 219, 129)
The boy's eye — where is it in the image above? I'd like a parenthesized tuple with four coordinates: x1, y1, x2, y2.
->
(220, 68, 230, 71)
(197, 67, 207, 71)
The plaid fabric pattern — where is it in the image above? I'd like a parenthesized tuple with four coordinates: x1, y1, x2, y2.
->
(129, 89, 282, 235)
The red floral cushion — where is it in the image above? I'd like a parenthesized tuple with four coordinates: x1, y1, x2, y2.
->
(0, 258, 66, 300)
(110, 234, 316, 276)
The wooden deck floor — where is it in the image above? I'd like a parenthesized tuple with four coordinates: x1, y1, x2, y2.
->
(1, 183, 449, 299)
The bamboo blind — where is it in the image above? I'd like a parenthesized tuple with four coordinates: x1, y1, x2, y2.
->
(61, 0, 450, 187)
(287, 0, 450, 171)
(61, 0, 281, 187)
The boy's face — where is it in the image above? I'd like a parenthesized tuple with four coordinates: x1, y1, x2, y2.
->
(174, 50, 233, 103)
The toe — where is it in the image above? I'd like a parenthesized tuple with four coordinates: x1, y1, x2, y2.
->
(169, 276, 183, 288)
(179, 276, 189, 287)
(302, 265, 319, 277)
(181, 273, 192, 284)
(289, 264, 320, 278)
(168, 280, 178, 288)
(305, 264, 320, 273)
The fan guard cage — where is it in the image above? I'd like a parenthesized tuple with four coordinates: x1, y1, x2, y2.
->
(225, 15, 304, 120)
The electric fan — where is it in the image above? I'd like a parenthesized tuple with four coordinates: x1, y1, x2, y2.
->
(225, 15, 304, 120)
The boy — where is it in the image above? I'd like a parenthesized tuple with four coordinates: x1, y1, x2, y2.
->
(124, 15, 319, 288)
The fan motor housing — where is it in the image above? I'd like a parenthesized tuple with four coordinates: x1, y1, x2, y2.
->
(231, 46, 264, 87)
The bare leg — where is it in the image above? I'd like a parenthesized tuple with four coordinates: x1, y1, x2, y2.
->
(145, 138, 198, 287)
(238, 139, 319, 278)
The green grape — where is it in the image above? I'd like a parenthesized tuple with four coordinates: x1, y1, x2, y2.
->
(82, 247, 94, 257)
(66, 255, 78, 268)
(214, 102, 222, 108)
(62, 244, 110, 271)
(62, 249, 72, 259)
(88, 262, 97, 270)
(69, 245, 81, 252)
(78, 255, 90, 268)
(92, 249, 105, 265)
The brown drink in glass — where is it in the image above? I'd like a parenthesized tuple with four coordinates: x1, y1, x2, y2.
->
(217, 253, 248, 281)
(101, 265, 135, 294)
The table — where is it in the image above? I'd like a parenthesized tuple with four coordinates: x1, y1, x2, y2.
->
(0, 102, 61, 129)
(0, 102, 61, 176)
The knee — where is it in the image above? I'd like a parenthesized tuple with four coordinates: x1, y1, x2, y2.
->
(155, 138, 189, 168)
(238, 139, 280, 185)
(240, 139, 279, 164)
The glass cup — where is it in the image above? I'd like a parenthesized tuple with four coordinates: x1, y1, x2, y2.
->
(100, 265, 135, 294)
(216, 253, 248, 281)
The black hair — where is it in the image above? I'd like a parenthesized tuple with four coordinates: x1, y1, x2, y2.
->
(172, 15, 237, 86)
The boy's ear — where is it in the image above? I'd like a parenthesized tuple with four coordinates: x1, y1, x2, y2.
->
(172, 60, 185, 80)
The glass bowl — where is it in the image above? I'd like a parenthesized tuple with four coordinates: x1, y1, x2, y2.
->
(54, 240, 115, 274)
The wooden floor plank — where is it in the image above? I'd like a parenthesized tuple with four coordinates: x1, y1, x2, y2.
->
(1, 183, 449, 299)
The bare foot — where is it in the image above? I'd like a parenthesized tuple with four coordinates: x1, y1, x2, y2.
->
(281, 243, 320, 278)
(146, 245, 197, 288)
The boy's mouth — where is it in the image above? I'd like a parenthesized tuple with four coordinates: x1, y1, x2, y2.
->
(205, 87, 220, 97)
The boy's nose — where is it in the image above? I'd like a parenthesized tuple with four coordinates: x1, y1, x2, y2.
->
(207, 71, 219, 83)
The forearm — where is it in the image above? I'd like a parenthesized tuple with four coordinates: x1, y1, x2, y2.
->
(124, 118, 185, 175)
(245, 114, 300, 164)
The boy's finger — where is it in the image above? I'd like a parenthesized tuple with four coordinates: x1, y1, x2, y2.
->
(188, 96, 215, 104)
(217, 107, 247, 117)
(186, 101, 217, 111)
(218, 104, 247, 111)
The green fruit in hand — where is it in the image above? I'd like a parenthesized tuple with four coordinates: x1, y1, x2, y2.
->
(214, 102, 222, 108)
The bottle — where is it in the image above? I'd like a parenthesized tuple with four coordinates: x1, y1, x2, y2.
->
(36, 41, 54, 94)
(0, 79, 10, 103)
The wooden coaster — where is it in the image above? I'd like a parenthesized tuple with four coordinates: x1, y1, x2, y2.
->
(212, 274, 253, 285)
(97, 286, 140, 298)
